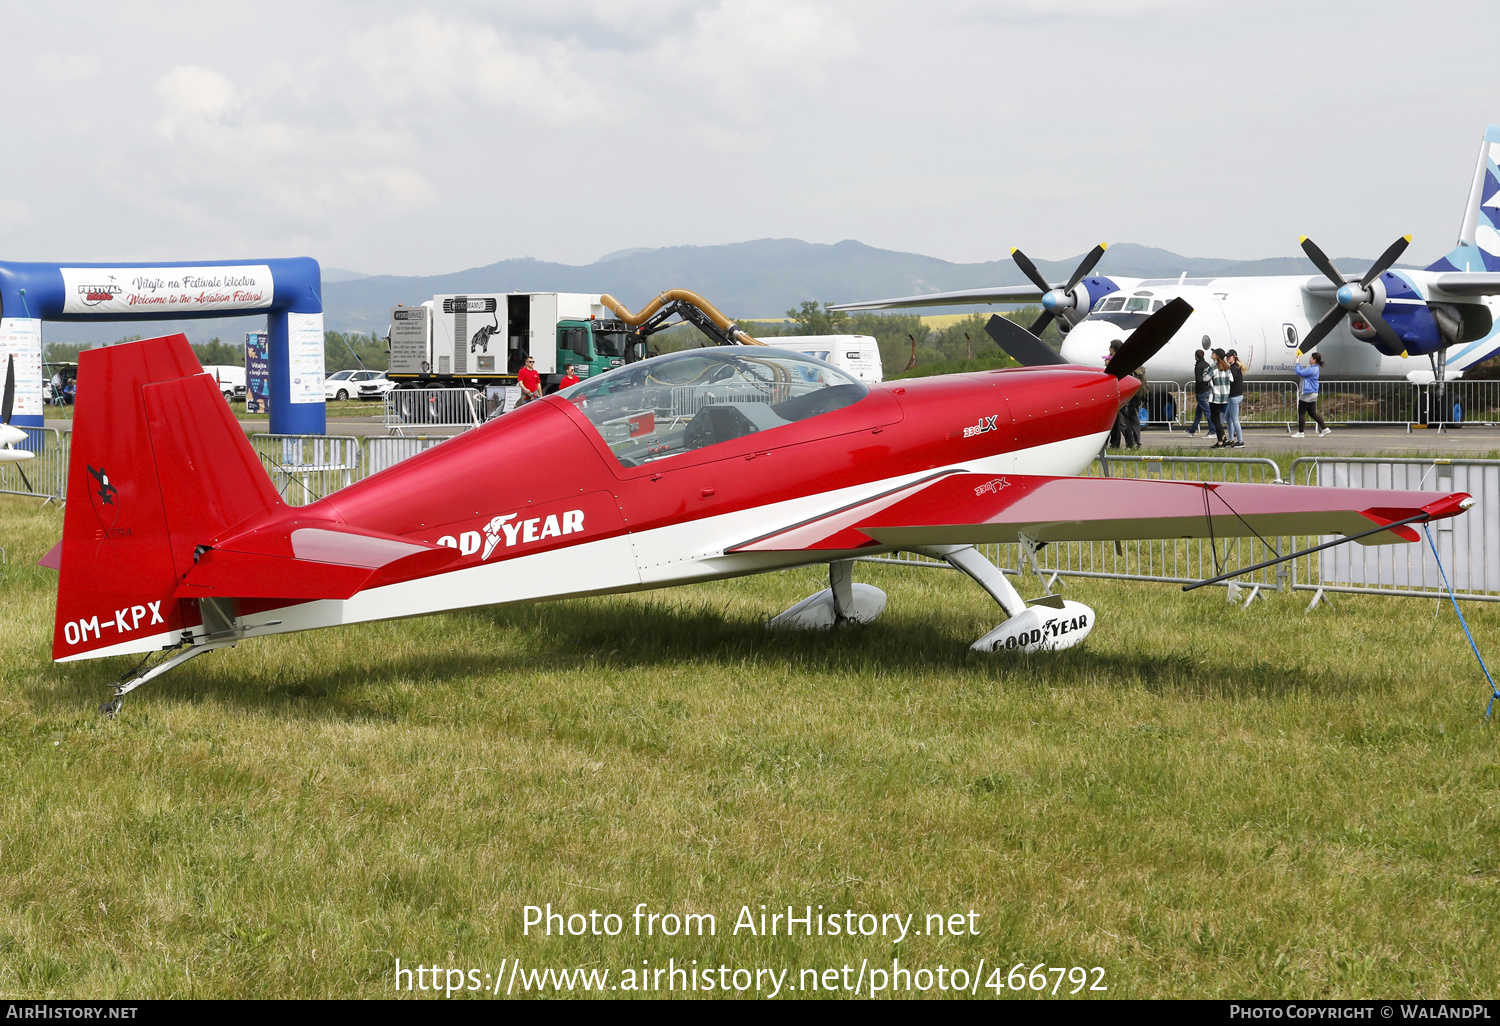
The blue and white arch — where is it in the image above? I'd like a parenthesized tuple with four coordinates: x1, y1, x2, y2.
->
(0, 257, 324, 433)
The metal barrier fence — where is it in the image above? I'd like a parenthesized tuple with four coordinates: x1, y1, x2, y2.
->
(362, 435, 453, 476)
(1161, 379, 1500, 430)
(1288, 457, 1500, 604)
(384, 388, 483, 433)
(0, 427, 69, 503)
(249, 435, 363, 505)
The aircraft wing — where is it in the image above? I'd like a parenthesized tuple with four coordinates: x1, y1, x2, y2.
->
(730, 473, 1471, 552)
(1431, 272, 1500, 296)
(827, 284, 1054, 312)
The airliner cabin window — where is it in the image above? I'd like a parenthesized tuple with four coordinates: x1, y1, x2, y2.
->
(560, 347, 868, 467)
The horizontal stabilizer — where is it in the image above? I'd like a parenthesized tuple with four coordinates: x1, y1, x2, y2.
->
(176, 521, 461, 601)
(732, 474, 1472, 552)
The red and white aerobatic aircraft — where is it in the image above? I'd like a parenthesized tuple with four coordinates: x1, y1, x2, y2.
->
(47, 314, 1472, 713)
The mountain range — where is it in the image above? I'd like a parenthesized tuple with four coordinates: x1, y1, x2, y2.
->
(45, 239, 1396, 345)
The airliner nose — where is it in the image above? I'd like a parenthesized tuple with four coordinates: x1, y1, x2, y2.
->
(1058, 321, 1115, 368)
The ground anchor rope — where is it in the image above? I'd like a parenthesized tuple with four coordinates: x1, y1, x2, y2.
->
(1423, 524, 1500, 719)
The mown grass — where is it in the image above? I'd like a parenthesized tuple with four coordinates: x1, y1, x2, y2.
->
(1, 494, 1498, 999)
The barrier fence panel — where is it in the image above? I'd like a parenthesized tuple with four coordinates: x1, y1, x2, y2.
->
(0, 426, 68, 502)
(1289, 457, 1500, 602)
(1233, 381, 1301, 426)
(250, 434, 363, 506)
(1313, 379, 1420, 426)
(384, 389, 482, 433)
(362, 435, 454, 476)
(1444, 379, 1500, 425)
(1141, 381, 1182, 426)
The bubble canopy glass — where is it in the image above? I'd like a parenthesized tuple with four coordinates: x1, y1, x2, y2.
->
(559, 346, 868, 466)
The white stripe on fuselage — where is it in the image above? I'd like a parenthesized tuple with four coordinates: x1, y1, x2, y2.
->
(59, 430, 1108, 660)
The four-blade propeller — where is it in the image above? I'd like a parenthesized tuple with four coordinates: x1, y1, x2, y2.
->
(1011, 243, 1108, 337)
(1296, 234, 1411, 356)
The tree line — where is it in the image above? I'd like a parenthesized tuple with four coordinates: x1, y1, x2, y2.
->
(43, 331, 388, 372)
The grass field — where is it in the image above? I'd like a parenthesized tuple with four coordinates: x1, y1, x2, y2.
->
(2, 492, 1498, 999)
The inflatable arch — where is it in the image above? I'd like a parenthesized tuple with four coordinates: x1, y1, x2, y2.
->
(0, 257, 325, 434)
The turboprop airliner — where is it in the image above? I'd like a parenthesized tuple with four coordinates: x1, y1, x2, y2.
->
(833, 125, 1500, 386)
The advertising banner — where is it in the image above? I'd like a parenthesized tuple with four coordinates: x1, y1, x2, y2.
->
(287, 312, 325, 405)
(0, 317, 44, 417)
(59, 265, 274, 316)
(389, 305, 429, 375)
(245, 331, 270, 415)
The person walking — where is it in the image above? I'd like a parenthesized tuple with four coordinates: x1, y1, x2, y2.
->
(1292, 352, 1330, 438)
(1225, 349, 1246, 447)
(1207, 349, 1232, 448)
(559, 364, 581, 390)
(1187, 347, 1211, 437)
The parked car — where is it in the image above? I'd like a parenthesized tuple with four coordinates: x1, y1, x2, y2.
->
(325, 369, 381, 401)
(357, 372, 396, 401)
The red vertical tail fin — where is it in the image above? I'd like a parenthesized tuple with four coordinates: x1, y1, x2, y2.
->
(52, 335, 285, 661)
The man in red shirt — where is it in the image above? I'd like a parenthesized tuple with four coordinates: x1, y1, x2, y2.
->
(559, 364, 581, 391)
(517, 356, 542, 404)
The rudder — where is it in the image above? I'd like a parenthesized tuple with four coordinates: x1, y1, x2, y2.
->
(53, 335, 285, 662)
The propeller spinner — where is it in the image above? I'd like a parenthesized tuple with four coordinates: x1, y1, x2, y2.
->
(1011, 243, 1108, 337)
(1296, 235, 1411, 356)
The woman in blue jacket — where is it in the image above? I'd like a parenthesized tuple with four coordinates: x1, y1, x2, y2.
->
(1293, 353, 1329, 438)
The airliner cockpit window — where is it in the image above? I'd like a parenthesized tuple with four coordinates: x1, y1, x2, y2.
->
(1098, 296, 1125, 312)
(559, 346, 868, 467)
(1124, 294, 1154, 313)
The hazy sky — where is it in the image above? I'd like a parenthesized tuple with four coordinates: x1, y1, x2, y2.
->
(4, 0, 1497, 276)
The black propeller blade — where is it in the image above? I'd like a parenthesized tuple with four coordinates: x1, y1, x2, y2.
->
(984, 314, 1068, 367)
(1296, 234, 1411, 356)
(1103, 298, 1194, 380)
(2, 354, 14, 425)
(1011, 243, 1108, 338)
(1, 355, 31, 493)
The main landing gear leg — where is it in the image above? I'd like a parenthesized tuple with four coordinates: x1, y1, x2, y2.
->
(768, 559, 888, 630)
(911, 544, 1096, 654)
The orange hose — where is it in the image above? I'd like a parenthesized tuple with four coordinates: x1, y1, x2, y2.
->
(599, 289, 763, 345)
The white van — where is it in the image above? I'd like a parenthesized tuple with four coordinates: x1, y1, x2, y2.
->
(201, 365, 246, 401)
(761, 335, 883, 383)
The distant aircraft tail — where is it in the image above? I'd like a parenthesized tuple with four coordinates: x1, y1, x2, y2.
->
(1426, 124, 1500, 274)
(52, 335, 287, 662)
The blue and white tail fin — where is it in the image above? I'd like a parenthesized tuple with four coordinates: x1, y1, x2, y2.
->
(1426, 124, 1500, 274)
